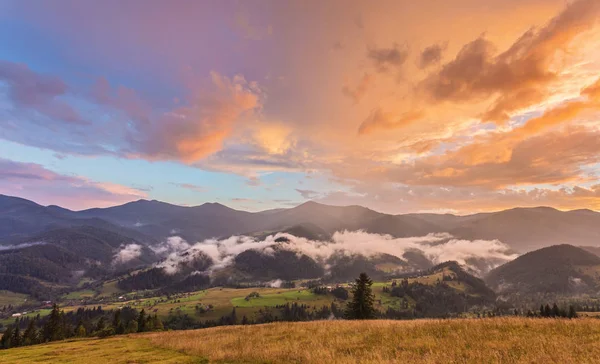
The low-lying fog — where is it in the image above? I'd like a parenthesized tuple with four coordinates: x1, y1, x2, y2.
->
(113, 231, 518, 277)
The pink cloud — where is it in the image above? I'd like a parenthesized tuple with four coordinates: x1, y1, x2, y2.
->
(1, 65, 263, 164)
(126, 72, 262, 163)
(0, 158, 147, 210)
(0, 60, 84, 124)
(171, 183, 207, 192)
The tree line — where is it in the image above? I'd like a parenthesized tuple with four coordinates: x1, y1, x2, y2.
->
(521, 303, 578, 318)
(1, 273, 585, 350)
(1, 304, 163, 350)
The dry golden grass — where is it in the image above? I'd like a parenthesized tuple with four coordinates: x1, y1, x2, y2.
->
(4, 318, 600, 363)
(145, 318, 600, 363)
(0, 335, 201, 363)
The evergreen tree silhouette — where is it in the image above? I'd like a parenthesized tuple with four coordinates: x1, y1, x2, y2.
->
(152, 315, 164, 331)
(11, 325, 21, 347)
(96, 317, 106, 332)
(23, 319, 38, 345)
(568, 305, 578, 319)
(1, 326, 13, 349)
(112, 310, 122, 332)
(43, 304, 64, 342)
(137, 309, 147, 332)
(552, 303, 560, 317)
(345, 273, 376, 320)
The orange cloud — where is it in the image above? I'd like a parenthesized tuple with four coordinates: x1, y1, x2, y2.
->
(358, 109, 424, 135)
(430, 0, 599, 123)
(342, 73, 372, 104)
(367, 44, 409, 73)
(130, 72, 262, 163)
(418, 42, 446, 69)
(388, 126, 600, 189)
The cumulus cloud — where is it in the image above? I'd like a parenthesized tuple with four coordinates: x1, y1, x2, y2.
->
(127, 72, 262, 163)
(367, 44, 409, 73)
(113, 243, 143, 265)
(418, 43, 446, 68)
(267, 279, 283, 288)
(150, 236, 191, 256)
(152, 231, 517, 276)
(421, 0, 600, 123)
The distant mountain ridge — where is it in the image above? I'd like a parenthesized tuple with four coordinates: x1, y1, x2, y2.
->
(4, 193, 600, 303)
(2, 194, 600, 253)
(485, 244, 600, 295)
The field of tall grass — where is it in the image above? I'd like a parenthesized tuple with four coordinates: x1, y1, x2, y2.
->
(3, 318, 600, 363)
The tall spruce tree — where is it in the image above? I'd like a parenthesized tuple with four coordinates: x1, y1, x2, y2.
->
(137, 309, 147, 332)
(112, 310, 122, 332)
(152, 315, 164, 331)
(96, 317, 106, 332)
(23, 320, 38, 345)
(11, 325, 21, 347)
(568, 305, 578, 319)
(43, 304, 64, 342)
(1, 326, 13, 349)
(345, 272, 376, 320)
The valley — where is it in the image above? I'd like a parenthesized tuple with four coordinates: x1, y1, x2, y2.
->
(2, 194, 600, 359)
(1, 261, 496, 328)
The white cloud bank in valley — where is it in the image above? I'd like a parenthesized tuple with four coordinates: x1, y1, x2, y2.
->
(0, 242, 46, 251)
(112, 243, 143, 265)
(150, 231, 518, 276)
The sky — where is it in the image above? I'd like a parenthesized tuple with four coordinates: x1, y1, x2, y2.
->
(0, 0, 600, 214)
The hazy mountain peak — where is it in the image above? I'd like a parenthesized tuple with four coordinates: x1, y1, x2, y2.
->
(486, 244, 600, 294)
(294, 200, 325, 209)
(196, 202, 237, 212)
(568, 208, 598, 214)
(0, 194, 41, 208)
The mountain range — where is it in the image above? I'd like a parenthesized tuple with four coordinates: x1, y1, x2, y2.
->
(2, 194, 600, 252)
(2, 193, 600, 300)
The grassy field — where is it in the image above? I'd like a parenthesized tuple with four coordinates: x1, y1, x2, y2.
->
(0, 266, 466, 329)
(0, 291, 34, 307)
(3, 318, 600, 363)
(231, 289, 328, 307)
(0, 309, 52, 327)
(62, 289, 96, 300)
(53, 287, 342, 324)
(0, 336, 202, 363)
(61, 284, 409, 324)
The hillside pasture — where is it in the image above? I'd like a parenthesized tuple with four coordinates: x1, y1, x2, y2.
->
(0, 290, 34, 307)
(3, 318, 600, 363)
